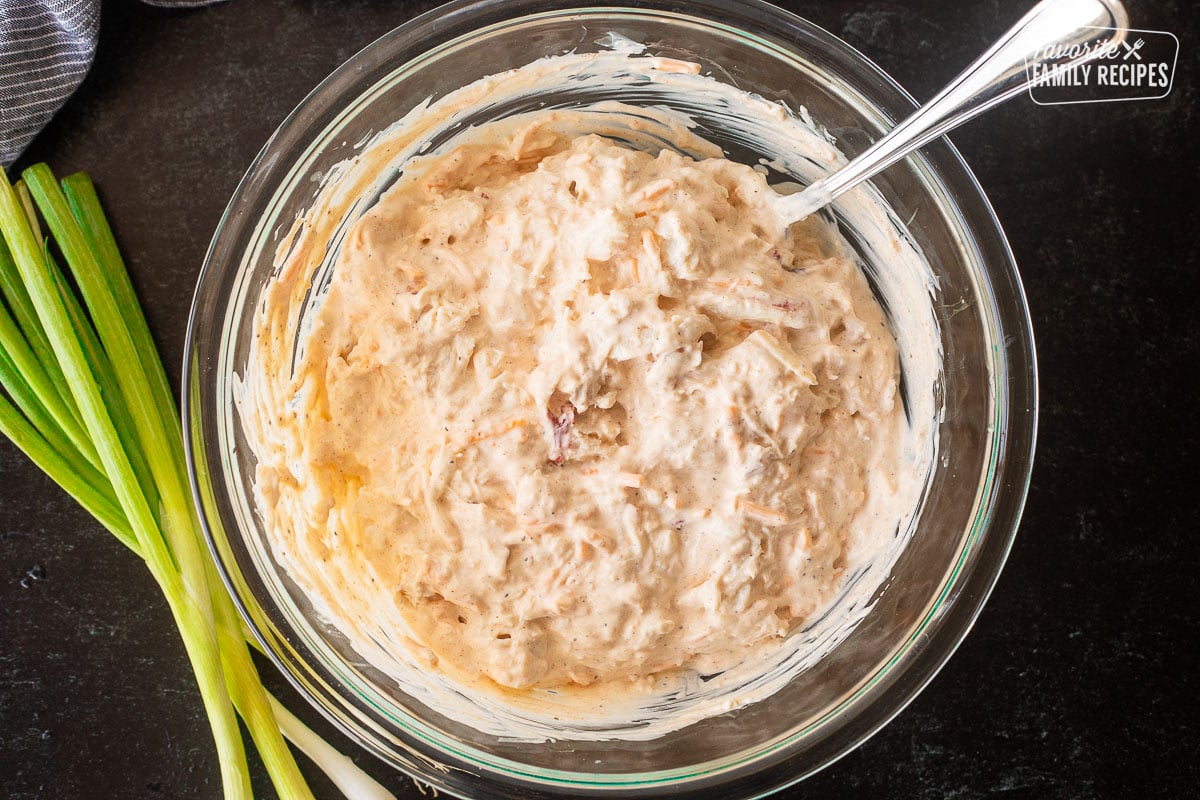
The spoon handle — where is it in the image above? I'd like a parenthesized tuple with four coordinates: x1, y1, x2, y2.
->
(779, 0, 1130, 221)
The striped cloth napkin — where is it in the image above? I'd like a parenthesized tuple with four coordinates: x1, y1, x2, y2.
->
(1, 0, 222, 166)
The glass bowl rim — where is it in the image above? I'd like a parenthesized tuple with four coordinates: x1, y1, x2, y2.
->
(183, 0, 1039, 795)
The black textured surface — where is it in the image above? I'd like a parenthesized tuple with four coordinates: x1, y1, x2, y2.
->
(2, 1, 1197, 797)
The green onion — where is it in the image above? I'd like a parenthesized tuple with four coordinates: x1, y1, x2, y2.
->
(1, 165, 395, 800)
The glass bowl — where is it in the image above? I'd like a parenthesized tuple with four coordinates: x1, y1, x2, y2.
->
(184, 0, 1038, 797)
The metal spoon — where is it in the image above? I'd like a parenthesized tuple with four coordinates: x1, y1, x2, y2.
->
(777, 0, 1130, 222)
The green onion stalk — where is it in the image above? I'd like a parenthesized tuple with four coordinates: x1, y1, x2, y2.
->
(0, 165, 395, 800)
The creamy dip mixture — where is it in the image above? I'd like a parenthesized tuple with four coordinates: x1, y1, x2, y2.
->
(240, 49, 936, 736)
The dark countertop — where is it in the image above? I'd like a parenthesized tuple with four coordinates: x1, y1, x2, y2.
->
(2, 1, 1196, 797)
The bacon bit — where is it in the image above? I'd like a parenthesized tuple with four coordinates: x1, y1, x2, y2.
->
(772, 299, 798, 312)
(771, 249, 783, 261)
(468, 418, 529, 444)
(546, 392, 576, 464)
(736, 497, 790, 525)
(479, 191, 490, 200)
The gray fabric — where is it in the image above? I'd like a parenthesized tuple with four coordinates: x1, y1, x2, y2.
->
(1, 0, 222, 166)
